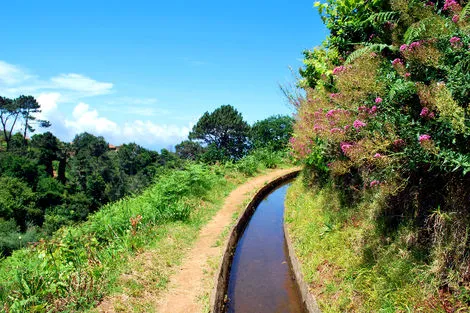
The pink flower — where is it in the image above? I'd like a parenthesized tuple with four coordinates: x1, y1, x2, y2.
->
(353, 120, 367, 130)
(375, 97, 383, 104)
(452, 14, 460, 23)
(419, 134, 431, 143)
(425, 1, 435, 6)
(450, 36, 462, 48)
(332, 66, 345, 75)
(344, 125, 350, 131)
(340, 142, 353, 154)
(405, 72, 411, 78)
(420, 107, 430, 117)
(409, 41, 421, 50)
(443, 0, 459, 11)
(369, 105, 378, 114)
(358, 105, 367, 112)
(330, 127, 343, 134)
(313, 124, 323, 132)
(370, 180, 380, 187)
(428, 112, 435, 119)
(392, 58, 403, 66)
(374, 153, 382, 158)
(400, 44, 408, 52)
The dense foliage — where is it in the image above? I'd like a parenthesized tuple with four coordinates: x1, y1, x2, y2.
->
(0, 131, 178, 256)
(188, 104, 251, 161)
(292, 0, 470, 309)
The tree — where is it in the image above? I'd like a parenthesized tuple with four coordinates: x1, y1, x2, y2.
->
(0, 95, 50, 149)
(0, 97, 20, 150)
(250, 115, 294, 151)
(17, 95, 51, 143)
(31, 132, 60, 176)
(175, 140, 204, 160)
(188, 105, 250, 160)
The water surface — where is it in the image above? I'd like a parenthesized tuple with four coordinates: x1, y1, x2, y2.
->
(226, 183, 306, 313)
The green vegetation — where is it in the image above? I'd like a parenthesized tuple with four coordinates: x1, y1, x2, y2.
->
(0, 94, 294, 312)
(0, 148, 292, 312)
(288, 0, 470, 311)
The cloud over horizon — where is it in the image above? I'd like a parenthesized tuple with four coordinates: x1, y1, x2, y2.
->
(0, 60, 193, 150)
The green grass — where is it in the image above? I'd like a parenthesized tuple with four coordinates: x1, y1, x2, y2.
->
(284, 176, 455, 313)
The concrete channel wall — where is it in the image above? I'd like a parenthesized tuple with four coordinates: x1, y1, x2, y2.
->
(210, 169, 321, 313)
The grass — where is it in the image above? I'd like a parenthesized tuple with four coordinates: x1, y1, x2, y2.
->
(284, 176, 456, 313)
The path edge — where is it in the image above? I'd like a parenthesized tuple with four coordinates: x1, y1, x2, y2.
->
(210, 169, 312, 313)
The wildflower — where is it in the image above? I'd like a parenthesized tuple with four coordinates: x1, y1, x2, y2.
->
(375, 97, 382, 104)
(370, 180, 380, 187)
(425, 1, 435, 6)
(369, 105, 378, 114)
(353, 120, 367, 130)
(332, 66, 345, 75)
(420, 107, 430, 117)
(400, 44, 408, 52)
(344, 125, 350, 131)
(405, 72, 411, 78)
(313, 124, 323, 132)
(330, 127, 343, 134)
(392, 58, 403, 65)
(326, 109, 336, 118)
(452, 14, 460, 23)
(428, 112, 435, 119)
(443, 0, 459, 11)
(419, 134, 431, 143)
(374, 153, 382, 158)
(358, 105, 367, 112)
(450, 36, 462, 48)
(340, 142, 353, 154)
(409, 41, 421, 50)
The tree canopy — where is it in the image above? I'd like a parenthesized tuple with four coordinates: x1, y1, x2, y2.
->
(250, 115, 294, 151)
(188, 105, 250, 160)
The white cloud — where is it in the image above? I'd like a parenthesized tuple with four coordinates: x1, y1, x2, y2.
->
(0, 61, 33, 85)
(36, 92, 60, 116)
(62, 102, 190, 147)
(0, 60, 190, 149)
(66, 102, 119, 134)
(0, 60, 113, 99)
(50, 73, 113, 96)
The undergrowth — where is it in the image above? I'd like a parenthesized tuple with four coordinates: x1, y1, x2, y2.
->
(285, 174, 469, 312)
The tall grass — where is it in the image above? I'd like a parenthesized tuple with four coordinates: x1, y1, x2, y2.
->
(284, 175, 460, 313)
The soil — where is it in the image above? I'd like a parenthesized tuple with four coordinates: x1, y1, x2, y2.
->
(97, 168, 298, 313)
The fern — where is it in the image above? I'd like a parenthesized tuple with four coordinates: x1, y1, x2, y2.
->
(404, 16, 454, 43)
(461, 2, 470, 19)
(363, 11, 399, 25)
(345, 43, 396, 64)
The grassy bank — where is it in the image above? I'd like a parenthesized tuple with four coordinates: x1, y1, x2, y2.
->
(0, 150, 291, 313)
(285, 175, 469, 313)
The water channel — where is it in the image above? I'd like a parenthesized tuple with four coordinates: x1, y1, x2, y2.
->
(226, 182, 307, 313)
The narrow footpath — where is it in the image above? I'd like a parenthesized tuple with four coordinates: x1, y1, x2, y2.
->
(155, 167, 298, 313)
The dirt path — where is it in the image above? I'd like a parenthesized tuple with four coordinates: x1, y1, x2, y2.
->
(154, 168, 298, 313)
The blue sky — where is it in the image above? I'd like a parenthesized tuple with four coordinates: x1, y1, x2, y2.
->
(0, 0, 326, 150)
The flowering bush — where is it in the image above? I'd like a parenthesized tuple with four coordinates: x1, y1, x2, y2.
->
(293, 0, 470, 304)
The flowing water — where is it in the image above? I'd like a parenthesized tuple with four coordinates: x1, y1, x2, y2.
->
(226, 182, 306, 313)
